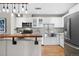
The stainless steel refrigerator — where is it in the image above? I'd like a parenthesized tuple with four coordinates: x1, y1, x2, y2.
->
(64, 12, 79, 56)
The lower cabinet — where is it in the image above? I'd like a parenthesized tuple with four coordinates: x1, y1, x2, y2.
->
(43, 37, 59, 45)
(59, 33, 64, 48)
(60, 39, 64, 48)
(6, 39, 41, 56)
(0, 38, 41, 56)
(7, 39, 24, 56)
(0, 39, 6, 56)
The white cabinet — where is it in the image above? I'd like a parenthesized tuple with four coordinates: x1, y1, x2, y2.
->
(32, 18, 43, 28)
(16, 17, 63, 28)
(32, 17, 63, 28)
(59, 33, 64, 48)
(32, 19, 37, 27)
(16, 17, 33, 27)
(23, 40, 41, 56)
(6, 39, 41, 56)
(60, 39, 64, 48)
(0, 39, 6, 56)
(49, 17, 63, 27)
(43, 17, 64, 28)
(43, 37, 59, 45)
(7, 39, 24, 56)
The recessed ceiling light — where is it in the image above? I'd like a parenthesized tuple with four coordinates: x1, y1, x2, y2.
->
(35, 8, 42, 10)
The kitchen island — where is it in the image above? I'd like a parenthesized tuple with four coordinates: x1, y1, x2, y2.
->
(0, 34, 42, 45)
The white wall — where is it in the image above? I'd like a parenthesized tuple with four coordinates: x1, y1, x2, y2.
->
(11, 14, 16, 34)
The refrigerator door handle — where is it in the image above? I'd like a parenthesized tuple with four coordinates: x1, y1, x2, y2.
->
(69, 18, 71, 39)
(65, 42, 79, 50)
(67, 18, 71, 40)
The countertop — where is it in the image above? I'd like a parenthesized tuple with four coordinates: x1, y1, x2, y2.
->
(0, 34, 42, 38)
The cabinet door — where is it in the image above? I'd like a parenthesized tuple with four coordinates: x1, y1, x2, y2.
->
(59, 33, 64, 48)
(7, 39, 41, 56)
(0, 39, 6, 56)
(33, 19, 37, 27)
(43, 37, 59, 45)
(60, 39, 64, 48)
(23, 39, 41, 56)
(7, 39, 24, 56)
(37, 18, 43, 27)
(33, 18, 43, 28)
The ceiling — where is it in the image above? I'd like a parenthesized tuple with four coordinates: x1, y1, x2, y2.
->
(0, 3, 77, 16)
(27, 3, 76, 15)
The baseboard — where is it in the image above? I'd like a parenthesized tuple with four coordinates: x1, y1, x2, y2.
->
(59, 45, 64, 49)
(41, 44, 60, 46)
(41, 44, 45, 46)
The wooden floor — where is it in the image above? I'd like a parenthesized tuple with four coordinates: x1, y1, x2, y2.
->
(41, 45, 64, 56)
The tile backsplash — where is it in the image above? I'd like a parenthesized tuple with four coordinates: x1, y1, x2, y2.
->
(32, 27, 64, 34)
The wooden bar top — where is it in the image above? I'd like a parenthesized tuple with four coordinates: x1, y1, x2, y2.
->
(0, 34, 42, 38)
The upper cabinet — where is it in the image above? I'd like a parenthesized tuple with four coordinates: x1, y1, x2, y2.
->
(16, 17, 33, 27)
(43, 17, 64, 28)
(32, 17, 43, 28)
(32, 17, 64, 28)
(15, 17, 64, 28)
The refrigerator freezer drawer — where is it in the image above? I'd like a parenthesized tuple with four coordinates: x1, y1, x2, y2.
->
(64, 42, 79, 56)
(65, 42, 79, 50)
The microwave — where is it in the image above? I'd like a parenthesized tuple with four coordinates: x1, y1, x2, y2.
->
(22, 22, 32, 28)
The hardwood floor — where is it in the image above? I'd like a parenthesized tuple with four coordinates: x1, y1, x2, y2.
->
(41, 45, 64, 56)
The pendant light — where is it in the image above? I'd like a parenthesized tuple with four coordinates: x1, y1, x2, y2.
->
(11, 3, 14, 16)
(6, 3, 9, 12)
(13, 3, 16, 12)
(25, 3, 27, 13)
(18, 3, 20, 17)
(0, 4, 1, 12)
(22, 3, 25, 11)
(2, 3, 5, 12)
